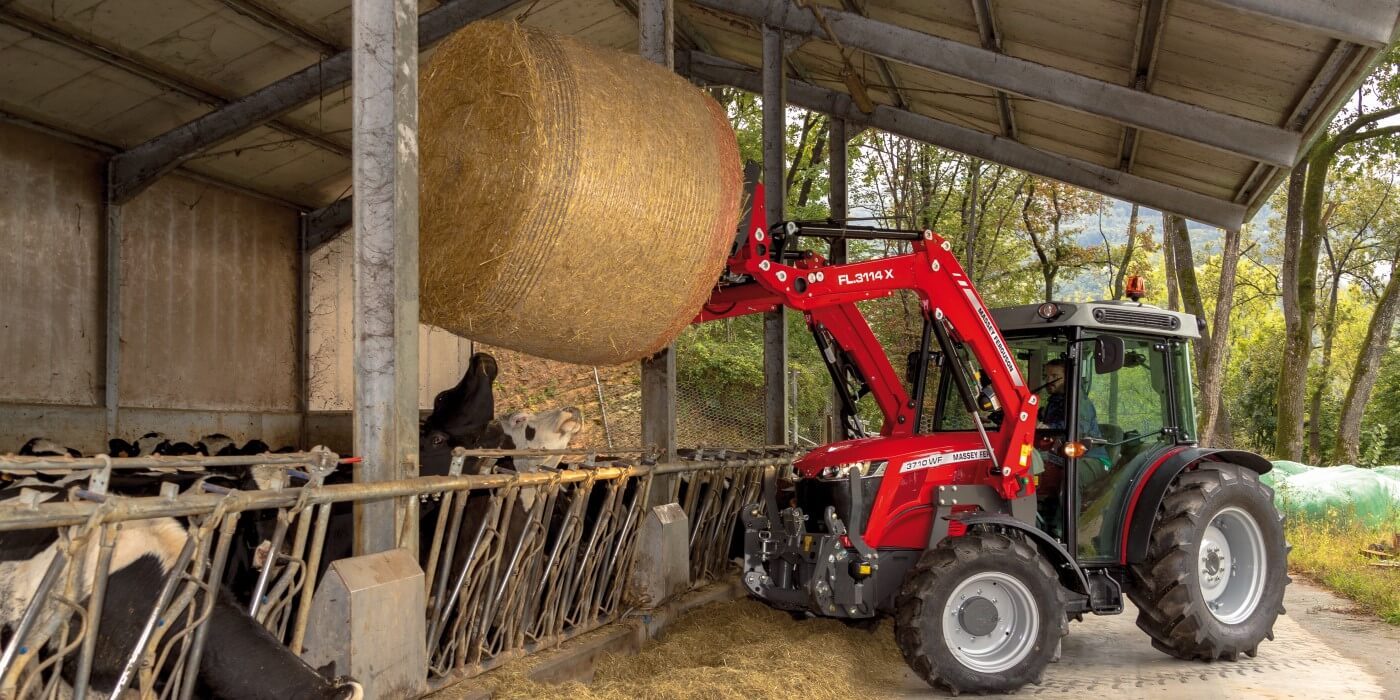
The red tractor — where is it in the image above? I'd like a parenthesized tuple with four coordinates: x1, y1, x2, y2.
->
(695, 185, 1289, 694)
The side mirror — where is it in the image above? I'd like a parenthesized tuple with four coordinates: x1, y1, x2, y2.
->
(1094, 335, 1125, 374)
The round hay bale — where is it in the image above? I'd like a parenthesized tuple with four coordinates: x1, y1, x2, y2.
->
(420, 20, 742, 366)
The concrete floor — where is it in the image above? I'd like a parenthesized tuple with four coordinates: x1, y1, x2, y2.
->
(886, 578, 1397, 699)
(436, 578, 1399, 699)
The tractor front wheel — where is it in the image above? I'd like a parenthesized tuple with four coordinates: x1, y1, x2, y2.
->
(1128, 462, 1289, 660)
(894, 531, 1067, 693)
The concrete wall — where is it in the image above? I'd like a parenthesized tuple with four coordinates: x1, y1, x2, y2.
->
(0, 122, 302, 454)
(308, 233, 474, 412)
(0, 122, 104, 407)
(119, 176, 299, 411)
(0, 121, 477, 457)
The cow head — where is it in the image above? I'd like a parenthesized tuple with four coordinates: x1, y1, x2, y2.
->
(500, 407, 583, 472)
(424, 353, 498, 444)
(420, 353, 499, 477)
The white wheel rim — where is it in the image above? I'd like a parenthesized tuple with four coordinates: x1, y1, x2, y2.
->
(1199, 506, 1266, 624)
(940, 571, 1040, 673)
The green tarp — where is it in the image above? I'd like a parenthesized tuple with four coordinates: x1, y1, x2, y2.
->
(1263, 461, 1400, 526)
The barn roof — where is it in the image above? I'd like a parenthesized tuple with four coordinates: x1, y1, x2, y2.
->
(1, 0, 1393, 230)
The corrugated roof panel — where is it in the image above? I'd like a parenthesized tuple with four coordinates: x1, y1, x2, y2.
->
(1017, 130, 1120, 170)
(1131, 162, 1236, 200)
(190, 26, 319, 93)
(518, 0, 626, 38)
(1132, 130, 1254, 194)
(1153, 6, 1330, 123)
(996, 0, 1138, 77)
(891, 65, 1003, 128)
(23, 67, 162, 133)
(1012, 99, 1123, 165)
(1171, 0, 1337, 51)
(282, 90, 352, 145)
(92, 92, 210, 145)
(14, 0, 215, 53)
(0, 33, 99, 94)
(866, 0, 980, 44)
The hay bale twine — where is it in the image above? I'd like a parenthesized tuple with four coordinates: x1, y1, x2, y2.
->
(420, 21, 742, 366)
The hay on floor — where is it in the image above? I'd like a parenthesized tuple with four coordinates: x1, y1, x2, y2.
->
(486, 599, 910, 700)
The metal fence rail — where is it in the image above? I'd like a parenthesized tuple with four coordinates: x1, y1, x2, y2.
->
(0, 448, 793, 699)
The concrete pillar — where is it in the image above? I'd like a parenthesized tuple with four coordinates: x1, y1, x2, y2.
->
(102, 163, 122, 442)
(762, 25, 789, 447)
(640, 0, 679, 483)
(639, 0, 675, 69)
(352, 0, 420, 556)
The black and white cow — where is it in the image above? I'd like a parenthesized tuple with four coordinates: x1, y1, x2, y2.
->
(421, 353, 498, 477)
(16, 438, 81, 457)
(222, 353, 503, 607)
(0, 485, 362, 699)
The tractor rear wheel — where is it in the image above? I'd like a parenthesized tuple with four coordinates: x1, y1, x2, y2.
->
(1128, 462, 1289, 660)
(894, 531, 1067, 693)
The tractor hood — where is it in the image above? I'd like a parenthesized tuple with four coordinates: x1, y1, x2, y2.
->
(794, 434, 993, 478)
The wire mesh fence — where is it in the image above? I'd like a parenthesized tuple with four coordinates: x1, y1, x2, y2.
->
(475, 303, 896, 454)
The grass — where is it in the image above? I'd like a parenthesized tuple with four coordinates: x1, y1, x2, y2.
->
(1284, 509, 1400, 625)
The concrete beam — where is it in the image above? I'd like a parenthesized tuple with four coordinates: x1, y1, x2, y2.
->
(1201, 0, 1400, 48)
(691, 0, 1301, 167)
(351, 0, 420, 556)
(762, 25, 789, 447)
(687, 53, 1247, 230)
(107, 0, 521, 205)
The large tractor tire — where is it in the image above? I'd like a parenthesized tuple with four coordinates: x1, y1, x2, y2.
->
(1128, 462, 1290, 660)
(894, 531, 1067, 693)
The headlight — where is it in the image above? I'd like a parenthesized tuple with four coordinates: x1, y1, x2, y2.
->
(817, 461, 886, 480)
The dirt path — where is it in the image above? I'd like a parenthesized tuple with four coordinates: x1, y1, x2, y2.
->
(1282, 577, 1400, 697)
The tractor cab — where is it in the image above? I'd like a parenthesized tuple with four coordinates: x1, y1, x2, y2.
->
(987, 296, 1201, 561)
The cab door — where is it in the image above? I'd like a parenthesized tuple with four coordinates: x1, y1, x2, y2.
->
(1072, 335, 1178, 562)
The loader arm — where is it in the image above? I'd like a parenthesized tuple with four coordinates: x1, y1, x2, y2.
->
(693, 184, 1038, 496)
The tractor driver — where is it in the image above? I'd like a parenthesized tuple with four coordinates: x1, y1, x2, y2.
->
(1038, 358, 1112, 494)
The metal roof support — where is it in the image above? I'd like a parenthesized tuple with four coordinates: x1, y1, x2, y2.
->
(351, 0, 420, 558)
(1116, 0, 1169, 171)
(968, 0, 1017, 139)
(825, 117, 849, 443)
(691, 0, 1301, 167)
(106, 0, 522, 205)
(763, 25, 790, 447)
(687, 53, 1248, 230)
(304, 197, 353, 250)
(1200, 0, 1400, 48)
(640, 0, 679, 471)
